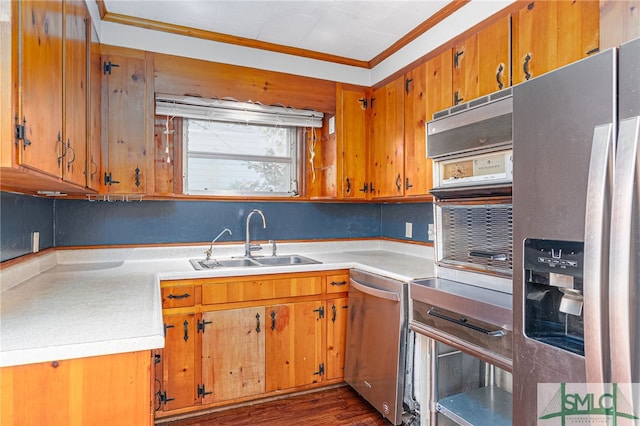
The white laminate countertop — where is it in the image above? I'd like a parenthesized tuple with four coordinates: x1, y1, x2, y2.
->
(0, 240, 434, 367)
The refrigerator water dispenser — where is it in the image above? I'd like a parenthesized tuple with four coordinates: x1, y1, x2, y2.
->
(523, 239, 585, 356)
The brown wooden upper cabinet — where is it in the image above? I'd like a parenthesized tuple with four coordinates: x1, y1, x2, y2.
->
(514, 1, 599, 84)
(102, 48, 152, 195)
(369, 78, 404, 199)
(337, 85, 368, 199)
(452, 15, 511, 105)
(15, 0, 89, 187)
(404, 62, 429, 197)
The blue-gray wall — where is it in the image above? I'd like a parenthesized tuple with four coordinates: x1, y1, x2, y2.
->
(1, 192, 55, 262)
(1, 191, 434, 261)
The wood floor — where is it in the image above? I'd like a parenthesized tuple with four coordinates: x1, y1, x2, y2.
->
(156, 386, 392, 426)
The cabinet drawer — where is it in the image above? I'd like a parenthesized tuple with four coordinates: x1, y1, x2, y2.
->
(202, 276, 322, 305)
(326, 273, 349, 294)
(161, 285, 195, 308)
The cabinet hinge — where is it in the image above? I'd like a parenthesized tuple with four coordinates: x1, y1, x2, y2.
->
(154, 352, 161, 365)
(163, 323, 174, 337)
(313, 363, 325, 376)
(104, 172, 120, 186)
(197, 319, 212, 333)
(405, 78, 413, 95)
(358, 182, 368, 193)
(103, 61, 120, 75)
(313, 306, 325, 319)
(159, 391, 175, 405)
(14, 118, 31, 148)
(454, 50, 464, 68)
(197, 384, 213, 398)
(358, 98, 367, 110)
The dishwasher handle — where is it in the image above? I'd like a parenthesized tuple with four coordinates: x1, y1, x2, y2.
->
(350, 278, 400, 302)
(428, 307, 506, 337)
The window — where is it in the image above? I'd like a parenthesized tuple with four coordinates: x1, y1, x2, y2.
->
(156, 94, 323, 197)
(184, 119, 299, 196)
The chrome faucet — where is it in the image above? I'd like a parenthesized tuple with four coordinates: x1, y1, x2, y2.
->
(205, 228, 232, 260)
(245, 209, 267, 257)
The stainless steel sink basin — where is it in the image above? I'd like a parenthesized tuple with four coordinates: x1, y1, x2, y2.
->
(189, 255, 320, 270)
(253, 255, 321, 266)
(190, 258, 261, 270)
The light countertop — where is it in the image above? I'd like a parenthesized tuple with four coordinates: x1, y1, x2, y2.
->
(0, 240, 434, 367)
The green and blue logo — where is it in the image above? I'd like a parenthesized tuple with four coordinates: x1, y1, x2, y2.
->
(538, 383, 640, 425)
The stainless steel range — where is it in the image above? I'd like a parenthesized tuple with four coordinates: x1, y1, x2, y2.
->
(410, 90, 514, 426)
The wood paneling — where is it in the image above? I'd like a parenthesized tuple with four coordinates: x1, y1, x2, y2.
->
(154, 53, 337, 114)
(0, 351, 153, 426)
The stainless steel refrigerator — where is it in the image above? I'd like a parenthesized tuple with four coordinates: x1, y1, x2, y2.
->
(512, 37, 640, 425)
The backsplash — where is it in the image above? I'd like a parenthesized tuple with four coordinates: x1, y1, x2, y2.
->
(1, 192, 434, 261)
(0, 192, 55, 262)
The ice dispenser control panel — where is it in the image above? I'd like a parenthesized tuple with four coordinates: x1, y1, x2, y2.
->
(523, 238, 585, 356)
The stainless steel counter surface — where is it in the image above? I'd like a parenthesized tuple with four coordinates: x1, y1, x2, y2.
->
(0, 240, 434, 367)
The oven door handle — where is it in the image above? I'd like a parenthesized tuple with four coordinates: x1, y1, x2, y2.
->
(468, 250, 507, 261)
(350, 279, 400, 302)
(427, 307, 506, 337)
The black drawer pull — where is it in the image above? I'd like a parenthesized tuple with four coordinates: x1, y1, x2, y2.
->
(330, 280, 347, 286)
(167, 293, 190, 299)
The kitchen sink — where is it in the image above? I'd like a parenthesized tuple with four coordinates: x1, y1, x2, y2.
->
(252, 255, 321, 266)
(189, 255, 321, 270)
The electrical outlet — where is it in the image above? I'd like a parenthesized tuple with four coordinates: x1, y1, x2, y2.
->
(405, 222, 413, 238)
(32, 231, 40, 253)
(428, 224, 435, 240)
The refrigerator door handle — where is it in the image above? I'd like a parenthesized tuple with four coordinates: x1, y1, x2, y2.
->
(583, 123, 614, 384)
(609, 116, 640, 384)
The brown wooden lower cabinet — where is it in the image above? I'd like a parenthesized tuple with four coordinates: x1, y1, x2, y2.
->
(155, 270, 349, 419)
(0, 350, 153, 426)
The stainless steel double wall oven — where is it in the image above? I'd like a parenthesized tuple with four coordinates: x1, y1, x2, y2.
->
(410, 89, 514, 426)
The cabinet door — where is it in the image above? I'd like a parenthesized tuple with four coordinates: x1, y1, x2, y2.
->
(404, 63, 430, 196)
(425, 50, 453, 133)
(201, 307, 265, 403)
(370, 78, 404, 198)
(62, 0, 88, 185)
(514, 1, 558, 84)
(19, 0, 63, 177)
(478, 16, 511, 97)
(338, 86, 368, 199)
(326, 297, 348, 381)
(86, 29, 102, 191)
(162, 313, 198, 411)
(266, 301, 323, 391)
(557, 0, 599, 67)
(452, 34, 479, 106)
(103, 52, 148, 194)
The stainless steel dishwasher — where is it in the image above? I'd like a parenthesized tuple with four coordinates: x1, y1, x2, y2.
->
(344, 269, 410, 426)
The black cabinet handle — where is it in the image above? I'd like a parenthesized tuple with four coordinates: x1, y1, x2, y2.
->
(183, 320, 189, 342)
(167, 293, 190, 300)
(56, 131, 65, 167)
(256, 313, 261, 333)
(66, 139, 76, 171)
(270, 310, 277, 331)
(523, 53, 532, 80)
(135, 167, 141, 187)
(496, 63, 505, 89)
(330, 280, 347, 287)
(395, 174, 402, 191)
(345, 177, 351, 194)
(331, 305, 337, 323)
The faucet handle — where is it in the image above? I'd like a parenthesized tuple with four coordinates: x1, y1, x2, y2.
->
(269, 240, 277, 257)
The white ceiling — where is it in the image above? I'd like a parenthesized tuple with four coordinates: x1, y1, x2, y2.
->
(102, 0, 451, 62)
